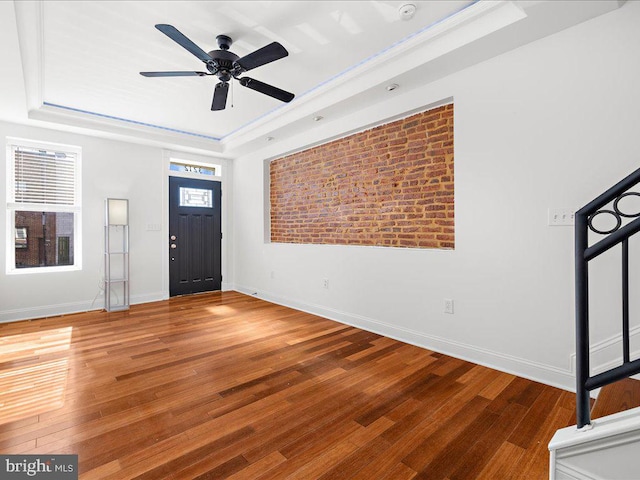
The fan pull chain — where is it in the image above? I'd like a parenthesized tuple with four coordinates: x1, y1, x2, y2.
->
(230, 80, 234, 108)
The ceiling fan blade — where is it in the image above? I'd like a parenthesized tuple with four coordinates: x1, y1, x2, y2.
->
(211, 82, 229, 111)
(140, 71, 210, 77)
(155, 24, 213, 64)
(239, 77, 294, 103)
(234, 42, 289, 72)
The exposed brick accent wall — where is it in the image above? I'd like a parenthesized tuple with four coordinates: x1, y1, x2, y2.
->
(270, 104, 454, 249)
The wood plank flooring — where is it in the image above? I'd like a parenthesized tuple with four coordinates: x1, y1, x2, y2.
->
(0, 291, 576, 479)
(591, 377, 640, 419)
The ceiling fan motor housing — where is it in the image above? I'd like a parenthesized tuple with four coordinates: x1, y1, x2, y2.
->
(207, 49, 239, 81)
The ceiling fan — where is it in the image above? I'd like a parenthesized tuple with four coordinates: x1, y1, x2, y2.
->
(140, 24, 295, 111)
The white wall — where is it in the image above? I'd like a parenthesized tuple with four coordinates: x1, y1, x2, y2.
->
(0, 121, 231, 322)
(231, 2, 640, 392)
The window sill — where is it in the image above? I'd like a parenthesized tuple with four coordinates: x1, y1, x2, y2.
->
(7, 265, 82, 275)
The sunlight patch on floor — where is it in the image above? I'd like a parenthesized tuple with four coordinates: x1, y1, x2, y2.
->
(0, 326, 72, 425)
(205, 305, 238, 317)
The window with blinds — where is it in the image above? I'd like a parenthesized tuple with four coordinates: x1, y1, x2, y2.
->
(11, 146, 77, 205)
(6, 138, 82, 273)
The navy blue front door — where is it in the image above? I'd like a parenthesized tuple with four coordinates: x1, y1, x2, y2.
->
(169, 176, 221, 296)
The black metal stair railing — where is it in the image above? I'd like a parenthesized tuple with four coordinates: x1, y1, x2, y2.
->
(576, 167, 640, 428)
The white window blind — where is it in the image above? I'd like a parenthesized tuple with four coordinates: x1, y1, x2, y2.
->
(6, 138, 82, 274)
(12, 145, 77, 206)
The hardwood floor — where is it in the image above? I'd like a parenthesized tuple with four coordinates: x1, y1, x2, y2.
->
(591, 377, 640, 419)
(0, 291, 575, 479)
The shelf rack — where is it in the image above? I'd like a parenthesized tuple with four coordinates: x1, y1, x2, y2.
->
(105, 198, 129, 312)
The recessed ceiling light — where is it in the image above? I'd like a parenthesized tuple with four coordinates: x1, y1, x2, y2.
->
(398, 4, 416, 21)
(313, 115, 324, 122)
(386, 83, 399, 92)
(266, 136, 275, 141)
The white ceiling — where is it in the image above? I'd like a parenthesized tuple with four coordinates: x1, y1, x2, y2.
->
(0, 1, 624, 158)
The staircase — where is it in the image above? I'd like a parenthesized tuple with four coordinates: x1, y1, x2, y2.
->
(549, 167, 640, 480)
(549, 379, 640, 480)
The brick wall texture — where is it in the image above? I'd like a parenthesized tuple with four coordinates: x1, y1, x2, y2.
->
(270, 104, 454, 249)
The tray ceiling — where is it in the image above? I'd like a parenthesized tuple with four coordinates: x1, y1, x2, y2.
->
(1, 1, 624, 157)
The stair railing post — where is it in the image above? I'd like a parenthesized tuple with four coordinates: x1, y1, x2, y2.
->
(576, 211, 591, 428)
(622, 239, 630, 364)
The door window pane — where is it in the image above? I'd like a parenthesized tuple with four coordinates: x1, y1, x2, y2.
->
(179, 187, 213, 208)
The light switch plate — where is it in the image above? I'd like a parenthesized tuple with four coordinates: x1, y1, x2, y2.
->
(548, 209, 575, 226)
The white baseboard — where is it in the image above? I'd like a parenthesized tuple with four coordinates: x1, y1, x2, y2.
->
(130, 292, 166, 306)
(232, 284, 575, 392)
(0, 301, 96, 324)
(0, 291, 165, 324)
(570, 324, 640, 377)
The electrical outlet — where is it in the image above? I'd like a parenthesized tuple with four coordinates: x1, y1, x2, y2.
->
(322, 278, 329, 289)
(548, 208, 575, 226)
(444, 298, 454, 314)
